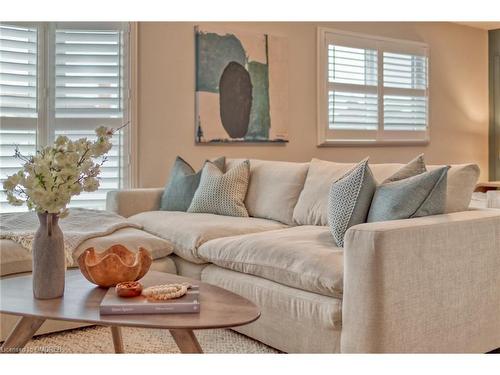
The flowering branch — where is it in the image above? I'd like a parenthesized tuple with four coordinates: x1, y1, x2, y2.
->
(3, 123, 127, 217)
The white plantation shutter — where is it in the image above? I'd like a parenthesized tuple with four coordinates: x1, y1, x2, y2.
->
(52, 25, 128, 209)
(328, 91, 378, 130)
(55, 29, 123, 119)
(0, 24, 38, 212)
(383, 51, 428, 132)
(319, 28, 429, 144)
(0, 22, 130, 213)
(328, 43, 378, 134)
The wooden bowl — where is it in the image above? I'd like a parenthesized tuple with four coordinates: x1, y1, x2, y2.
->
(77, 245, 152, 288)
(116, 281, 143, 298)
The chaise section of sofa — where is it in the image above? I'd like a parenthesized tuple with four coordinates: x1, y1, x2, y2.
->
(341, 209, 500, 353)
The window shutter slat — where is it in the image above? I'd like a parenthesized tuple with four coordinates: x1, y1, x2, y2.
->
(383, 95, 427, 131)
(0, 24, 38, 211)
(0, 127, 37, 212)
(0, 25, 38, 119)
(383, 52, 427, 90)
(328, 44, 377, 86)
(55, 28, 122, 119)
(329, 91, 378, 131)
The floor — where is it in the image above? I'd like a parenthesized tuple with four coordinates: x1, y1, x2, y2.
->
(21, 325, 280, 354)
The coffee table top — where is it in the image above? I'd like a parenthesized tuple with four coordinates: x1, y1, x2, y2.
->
(0, 270, 260, 330)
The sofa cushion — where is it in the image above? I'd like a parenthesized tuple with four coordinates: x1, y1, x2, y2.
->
(293, 158, 480, 225)
(128, 211, 288, 264)
(293, 159, 356, 226)
(428, 164, 480, 213)
(0, 227, 174, 277)
(198, 225, 343, 298)
(202, 265, 342, 353)
(170, 254, 209, 280)
(72, 227, 174, 260)
(226, 159, 309, 225)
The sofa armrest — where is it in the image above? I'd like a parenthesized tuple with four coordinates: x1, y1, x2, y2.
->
(106, 188, 163, 217)
(342, 209, 500, 353)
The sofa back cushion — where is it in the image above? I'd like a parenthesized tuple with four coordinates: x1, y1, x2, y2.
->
(293, 158, 480, 225)
(428, 163, 480, 212)
(226, 159, 309, 225)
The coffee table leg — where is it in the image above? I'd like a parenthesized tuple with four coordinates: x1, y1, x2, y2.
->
(110, 326, 124, 353)
(1, 316, 46, 353)
(169, 329, 203, 353)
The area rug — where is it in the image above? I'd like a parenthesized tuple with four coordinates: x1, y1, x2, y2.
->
(23, 326, 279, 354)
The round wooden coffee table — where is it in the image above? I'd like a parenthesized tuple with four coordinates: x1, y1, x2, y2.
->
(0, 270, 260, 353)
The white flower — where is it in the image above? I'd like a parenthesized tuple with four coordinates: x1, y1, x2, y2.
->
(82, 177, 99, 192)
(3, 125, 121, 215)
(55, 135, 69, 146)
(6, 192, 24, 206)
(3, 173, 20, 190)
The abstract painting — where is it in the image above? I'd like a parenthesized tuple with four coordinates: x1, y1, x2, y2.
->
(195, 26, 288, 143)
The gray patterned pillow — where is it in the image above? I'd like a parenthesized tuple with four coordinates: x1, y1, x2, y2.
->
(327, 158, 376, 247)
(188, 160, 250, 217)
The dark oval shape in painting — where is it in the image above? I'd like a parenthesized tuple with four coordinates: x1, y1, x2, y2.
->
(219, 61, 253, 139)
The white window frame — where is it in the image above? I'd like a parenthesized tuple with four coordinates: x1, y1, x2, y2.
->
(0, 22, 138, 211)
(317, 27, 430, 146)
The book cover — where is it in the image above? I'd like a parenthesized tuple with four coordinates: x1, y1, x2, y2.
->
(100, 285, 200, 315)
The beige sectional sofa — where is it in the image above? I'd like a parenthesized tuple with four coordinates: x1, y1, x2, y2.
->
(106, 158, 500, 353)
(2, 158, 499, 353)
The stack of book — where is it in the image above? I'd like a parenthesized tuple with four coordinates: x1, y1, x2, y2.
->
(100, 285, 200, 315)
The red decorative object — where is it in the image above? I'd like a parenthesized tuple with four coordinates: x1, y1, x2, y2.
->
(116, 281, 143, 298)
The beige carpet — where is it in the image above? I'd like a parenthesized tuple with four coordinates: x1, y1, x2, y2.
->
(23, 326, 279, 354)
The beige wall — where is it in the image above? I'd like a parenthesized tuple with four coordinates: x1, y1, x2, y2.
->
(136, 22, 489, 187)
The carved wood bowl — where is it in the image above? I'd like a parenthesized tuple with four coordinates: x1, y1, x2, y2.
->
(77, 245, 153, 288)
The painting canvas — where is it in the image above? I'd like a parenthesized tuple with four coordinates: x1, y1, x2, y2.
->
(195, 26, 288, 143)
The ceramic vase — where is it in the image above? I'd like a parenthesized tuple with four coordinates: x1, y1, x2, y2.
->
(32, 212, 65, 299)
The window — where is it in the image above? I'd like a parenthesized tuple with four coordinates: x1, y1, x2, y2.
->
(0, 22, 132, 212)
(318, 28, 429, 145)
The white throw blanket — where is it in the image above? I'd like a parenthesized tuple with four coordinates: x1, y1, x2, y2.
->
(0, 208, 142, 263)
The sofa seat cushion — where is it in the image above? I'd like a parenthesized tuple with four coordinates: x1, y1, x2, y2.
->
(198, 225, 343, 298)
(0, 227, 174, 277)
(201, 265, 342, 353)
(128, 211, 288, 264)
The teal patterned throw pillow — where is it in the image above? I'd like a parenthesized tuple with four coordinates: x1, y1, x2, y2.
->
(327, 158, 376, 247)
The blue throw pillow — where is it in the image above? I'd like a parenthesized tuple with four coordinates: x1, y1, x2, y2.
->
(160, 156, 225, 211)
(367, 166, 450, 222)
